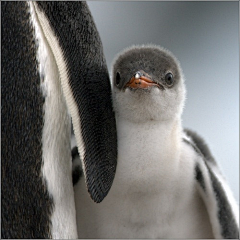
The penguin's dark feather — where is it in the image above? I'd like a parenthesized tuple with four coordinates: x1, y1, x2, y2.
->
(72, 146, 83, 186)
(36, 2, 117, 203)
(2, 2, 53, 238)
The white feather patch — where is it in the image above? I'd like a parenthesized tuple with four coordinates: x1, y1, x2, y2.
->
(75, 117, 214, 238)
(32, 2, 86, 175)
(29, 2, 78, 238)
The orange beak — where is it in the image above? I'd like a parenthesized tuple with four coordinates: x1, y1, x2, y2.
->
(125, 75, 159, 89)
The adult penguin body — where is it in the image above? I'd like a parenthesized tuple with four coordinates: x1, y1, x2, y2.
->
(1, 1, 117, 238)
(74, 45, 239, 238)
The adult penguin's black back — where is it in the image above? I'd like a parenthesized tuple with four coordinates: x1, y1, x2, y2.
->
(2, 2, 53, 238)
(2, 1, 117, 238)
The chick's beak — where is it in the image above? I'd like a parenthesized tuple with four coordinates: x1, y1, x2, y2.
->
(125, 71, 159, 89)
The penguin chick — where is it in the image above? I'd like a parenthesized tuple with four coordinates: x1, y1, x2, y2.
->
(112, 44, 186, 124)
(74, 45, 239, 239)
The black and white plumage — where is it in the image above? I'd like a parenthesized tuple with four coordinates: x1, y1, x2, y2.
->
(74, 45, 239, 238)
(2, 1, 117, 238)
(2, 2, 53, 238)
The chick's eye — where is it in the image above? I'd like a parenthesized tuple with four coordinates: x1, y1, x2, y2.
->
(116, 72, 121, 85)
(165, 73, 174, 87)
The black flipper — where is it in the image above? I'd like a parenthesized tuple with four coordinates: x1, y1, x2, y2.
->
(34, 2, 117, 203)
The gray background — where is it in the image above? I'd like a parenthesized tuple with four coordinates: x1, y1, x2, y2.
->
(87, 1, 239, 203)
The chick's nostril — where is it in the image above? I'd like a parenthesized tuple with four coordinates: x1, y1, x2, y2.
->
(134, 79, 141, 85)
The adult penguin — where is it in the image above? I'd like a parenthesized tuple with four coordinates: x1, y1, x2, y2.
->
(1, 1, 117, 238)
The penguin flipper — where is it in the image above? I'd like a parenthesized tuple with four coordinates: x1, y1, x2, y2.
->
(33, 2, 117, 203)
(183, 129, 239, 239)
